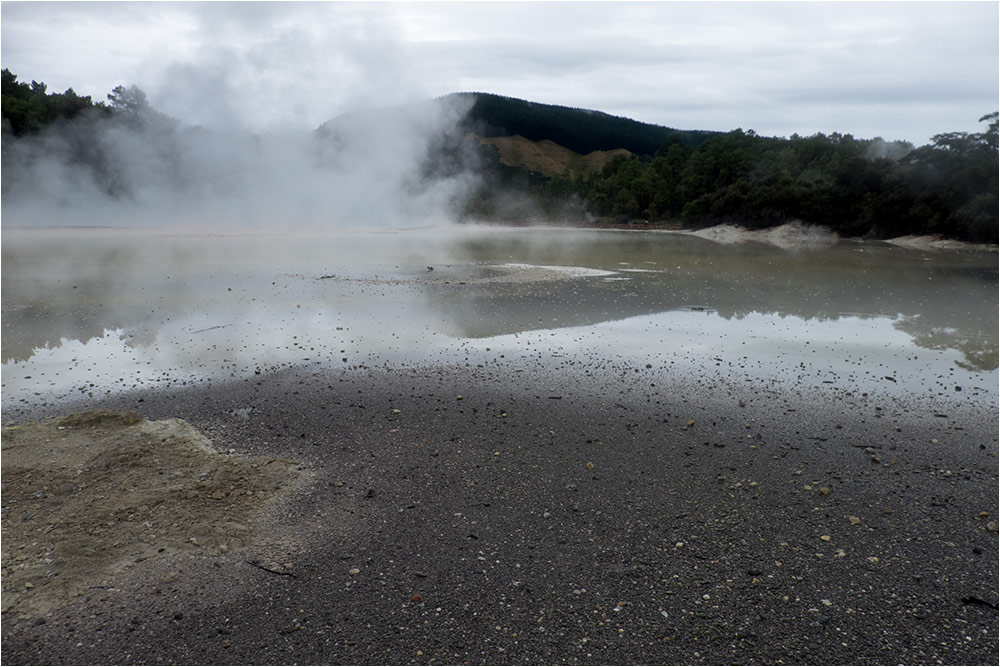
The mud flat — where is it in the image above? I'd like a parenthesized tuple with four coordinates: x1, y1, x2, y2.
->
(1, 358, 996, 666)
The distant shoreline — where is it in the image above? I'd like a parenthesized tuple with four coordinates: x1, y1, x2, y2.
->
(5, 221, 999, 251)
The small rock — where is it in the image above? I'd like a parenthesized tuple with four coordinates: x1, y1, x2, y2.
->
(848, 516, 861, 525)
(586, 462, 595, 470)
(820, 535, 832, 542)
(349, 568, 360, 575)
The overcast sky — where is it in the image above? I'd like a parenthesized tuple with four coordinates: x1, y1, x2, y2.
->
(2, 1, 997, 144)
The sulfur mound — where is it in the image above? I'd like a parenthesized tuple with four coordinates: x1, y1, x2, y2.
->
(1, 411, 300, 618)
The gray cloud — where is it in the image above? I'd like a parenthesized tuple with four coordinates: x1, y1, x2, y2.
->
(1, 1, 997, 144)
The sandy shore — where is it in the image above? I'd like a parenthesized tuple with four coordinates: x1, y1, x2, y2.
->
(2, 361, 997, 665)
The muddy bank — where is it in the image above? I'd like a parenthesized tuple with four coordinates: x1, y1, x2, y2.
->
(1, 363, 997, 665)
(1, 410, 302, 619)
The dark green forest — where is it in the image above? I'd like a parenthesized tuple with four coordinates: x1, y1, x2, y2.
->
(531, 118, 998, 242)
(3, 69, 997, 242)
(1, 68, 162, 134)
(2, 68, 111, 135)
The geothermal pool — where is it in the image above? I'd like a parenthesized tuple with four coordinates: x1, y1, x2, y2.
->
(2, 225, 996, 416)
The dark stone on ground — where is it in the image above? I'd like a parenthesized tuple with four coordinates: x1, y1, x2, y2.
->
(2, 364, 997, 665)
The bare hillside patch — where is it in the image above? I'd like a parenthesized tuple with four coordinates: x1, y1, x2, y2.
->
(477, 134, 632, 177)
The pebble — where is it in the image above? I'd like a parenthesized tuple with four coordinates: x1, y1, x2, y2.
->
(349, 568, 360, 575)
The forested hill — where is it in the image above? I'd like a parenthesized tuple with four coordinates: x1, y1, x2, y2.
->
(4, 68, 998, 242)
(322, 91, 999, 243)
(448, 92, 717, 155)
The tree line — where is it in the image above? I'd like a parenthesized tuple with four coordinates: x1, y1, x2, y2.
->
(1, 68, 158, 135)
(3, 70, 997, 242)
(533, 117, 998, 243)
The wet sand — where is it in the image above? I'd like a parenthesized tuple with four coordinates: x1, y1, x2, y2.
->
(2, 358, 997, 666)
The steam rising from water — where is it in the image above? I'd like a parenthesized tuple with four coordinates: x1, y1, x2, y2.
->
(2, 95, 477, 229)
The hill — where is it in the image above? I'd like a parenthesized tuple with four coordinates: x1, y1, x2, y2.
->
(315, 93, 997, 240)
(447, 92, 717, 155)
(4, 68, 995, 242)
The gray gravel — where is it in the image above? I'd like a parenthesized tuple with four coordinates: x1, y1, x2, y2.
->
(2, 362, 997, 665)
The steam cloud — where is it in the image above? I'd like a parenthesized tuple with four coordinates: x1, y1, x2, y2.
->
(1, 94, 480, 229)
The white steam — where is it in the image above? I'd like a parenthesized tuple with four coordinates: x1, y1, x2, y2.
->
(1, 93, 477, 229)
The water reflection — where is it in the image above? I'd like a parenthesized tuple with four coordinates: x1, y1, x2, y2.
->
(440, 229, 997, 371)
(1, 226, 996, 410)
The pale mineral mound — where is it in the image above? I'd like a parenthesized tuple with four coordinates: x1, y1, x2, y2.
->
(1, 410, 300, 618)
(689, 221, 839, 250)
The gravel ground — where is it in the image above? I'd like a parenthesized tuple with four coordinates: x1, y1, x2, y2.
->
(2, 361, 997, 665)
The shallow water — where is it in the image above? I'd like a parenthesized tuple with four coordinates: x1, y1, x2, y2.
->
(2, 225, 996, 414)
